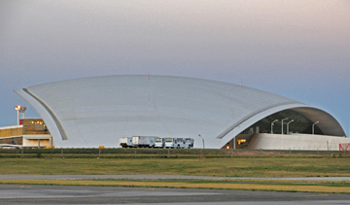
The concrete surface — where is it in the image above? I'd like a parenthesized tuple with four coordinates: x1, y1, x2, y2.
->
(249, 133, 350, 151)
(1, 184, 350, 205)
(1, 175, 350, 204)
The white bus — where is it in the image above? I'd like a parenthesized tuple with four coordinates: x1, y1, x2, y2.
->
(165, 138, 192, 149)
(184, 138, 194, 149)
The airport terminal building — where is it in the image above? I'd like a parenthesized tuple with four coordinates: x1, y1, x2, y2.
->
(13, 75, 350, 150)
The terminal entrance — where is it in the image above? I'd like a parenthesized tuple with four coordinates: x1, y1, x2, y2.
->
(222, 109, 324, 150)
(240, 109, 323, 136)
(223, 134, 253, 150)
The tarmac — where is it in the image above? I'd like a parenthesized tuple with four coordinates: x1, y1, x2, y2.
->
(1, 175, 350, 204)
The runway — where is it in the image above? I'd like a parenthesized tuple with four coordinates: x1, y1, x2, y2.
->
(1, 184, 350, 205)
(1, 175, 350, 204)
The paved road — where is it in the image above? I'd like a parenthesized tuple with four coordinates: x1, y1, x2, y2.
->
(1, 174, 350, 181)
(1, 175, 350, 204)
(1, 184, 350, 205)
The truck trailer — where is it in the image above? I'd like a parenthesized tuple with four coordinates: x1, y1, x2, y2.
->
(132, 136, 156, 148)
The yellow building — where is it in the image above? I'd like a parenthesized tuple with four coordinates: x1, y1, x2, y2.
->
(0, 119, 52, 148)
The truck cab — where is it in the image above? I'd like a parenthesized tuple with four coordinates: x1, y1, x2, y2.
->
(119, 137, 132, 148)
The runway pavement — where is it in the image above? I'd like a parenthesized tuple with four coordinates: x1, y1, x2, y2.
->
(1, 175, 350, 204)
(1, 184, 350, 205)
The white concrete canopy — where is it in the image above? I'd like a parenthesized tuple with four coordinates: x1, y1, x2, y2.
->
(14, 75, 345, 148)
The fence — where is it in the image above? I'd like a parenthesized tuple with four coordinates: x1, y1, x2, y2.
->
(339, 143, 350, 151)
(0, 148, 348, 159)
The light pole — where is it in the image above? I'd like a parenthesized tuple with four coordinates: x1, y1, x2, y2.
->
(287, 119, 294, 135)
(312, 121, 319, 135)
(271, 119, 278, 134)
(198, 134, 205, 157)
(15, 105, 21, 125)
(20, 106, 27, 119)
(15, 105, 27, 125)
(281, 118, 288, 135)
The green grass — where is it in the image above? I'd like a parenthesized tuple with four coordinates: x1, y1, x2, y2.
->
(1, 156, 350, 194)
(0, 157, 350, 177)
(0, 148, 347, 159)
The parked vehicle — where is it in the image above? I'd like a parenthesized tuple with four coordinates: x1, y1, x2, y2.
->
(164, 138, 175, 148)
(165, 138, 194, 149)
(0, 145, 22, 149)
(175, 138, 185, 149)
(154, 137, 165, 148)
(184, 138, 194, 149)
(121, 136, 195, 149)
(119, 137, 133, 148)
(132, 136, 156, 148)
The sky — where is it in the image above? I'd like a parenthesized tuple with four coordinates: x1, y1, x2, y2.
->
(1, 0, 350, 136)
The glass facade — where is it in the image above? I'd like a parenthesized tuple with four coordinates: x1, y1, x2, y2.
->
(23, 119, 49, 135)
(0, 137, 23, 145)
(240, 109, 323, 135)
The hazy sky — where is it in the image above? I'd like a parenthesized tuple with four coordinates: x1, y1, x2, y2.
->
(1, 0, 350, 135)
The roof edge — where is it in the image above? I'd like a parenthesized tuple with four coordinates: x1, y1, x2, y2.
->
(216, 102, 306, 139)
(13, 88, 68, 141)
(218, 103, 345, 147)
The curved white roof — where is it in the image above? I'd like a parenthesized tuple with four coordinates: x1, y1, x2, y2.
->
(14, 75, 345, 148)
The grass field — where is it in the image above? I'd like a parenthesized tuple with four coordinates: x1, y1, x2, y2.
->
(0, 157, 349, 177)
(0, 148, 347, 159)
(1, 152, 350, 194)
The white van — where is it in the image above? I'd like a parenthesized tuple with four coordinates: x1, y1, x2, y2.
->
(164, 138, 175, 148)
(154, 138, 165, 148)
